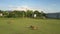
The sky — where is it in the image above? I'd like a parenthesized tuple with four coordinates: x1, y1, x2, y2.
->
(0, 0, 60, 13)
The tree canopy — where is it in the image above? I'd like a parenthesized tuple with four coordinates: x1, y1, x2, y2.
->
(0, 10, 46, 19)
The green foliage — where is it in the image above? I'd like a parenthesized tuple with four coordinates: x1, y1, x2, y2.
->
(0, 10, 46, 18)
(34, 10, 42, 18)
(0, 10, 3, 13)
(26, 10, 33, 17)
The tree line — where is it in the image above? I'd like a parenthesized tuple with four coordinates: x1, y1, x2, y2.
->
(0, 10, 47, 19)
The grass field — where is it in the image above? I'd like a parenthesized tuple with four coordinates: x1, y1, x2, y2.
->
(0, 18, 60, 34)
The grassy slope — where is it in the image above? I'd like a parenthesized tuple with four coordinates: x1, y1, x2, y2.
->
(0, 18, 60, 34)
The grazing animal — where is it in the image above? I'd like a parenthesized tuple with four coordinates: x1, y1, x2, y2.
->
(30, 25, 38, 30)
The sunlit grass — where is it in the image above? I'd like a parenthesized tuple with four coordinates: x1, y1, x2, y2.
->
(0, 18, 60, 34)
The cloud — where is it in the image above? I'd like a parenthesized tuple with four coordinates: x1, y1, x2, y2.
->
(8, 5, 29, 11)
(8, 5, 43, 11)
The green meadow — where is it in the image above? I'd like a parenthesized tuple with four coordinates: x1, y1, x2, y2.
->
(0, 18, 60, 34)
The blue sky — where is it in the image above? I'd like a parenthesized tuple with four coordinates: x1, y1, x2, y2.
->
(0, 0, 60, 13)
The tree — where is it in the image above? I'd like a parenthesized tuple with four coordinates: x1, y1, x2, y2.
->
(34, 10, 41, 18)
(0, 10, 3, 13)
(0, 10, 3, 17)
(40, 11, 47, 19)
(26, 10, 33, 18)
(3, 11, 9, 17)
(20, 11, 26, 18)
